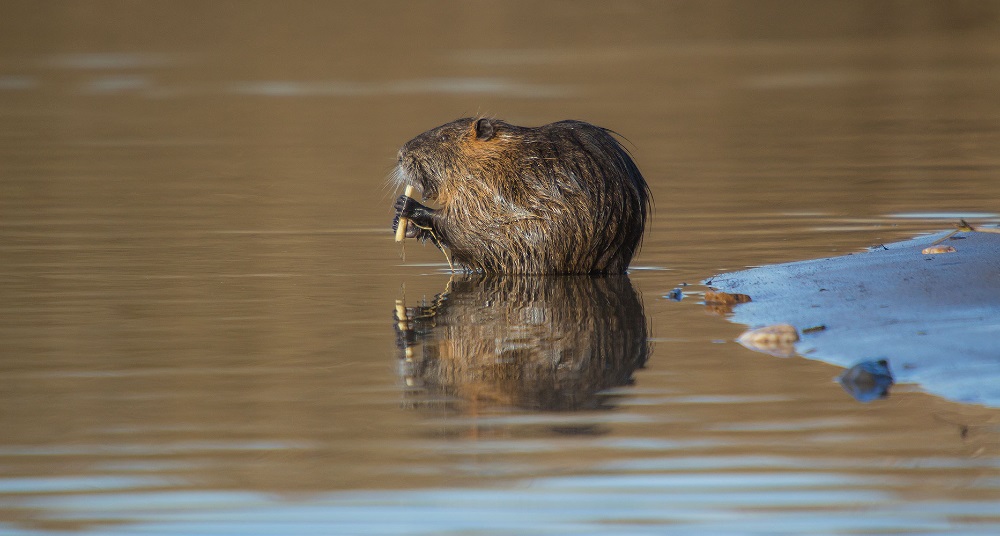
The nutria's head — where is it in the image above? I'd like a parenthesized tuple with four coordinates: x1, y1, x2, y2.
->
(395, 117, 518, 205)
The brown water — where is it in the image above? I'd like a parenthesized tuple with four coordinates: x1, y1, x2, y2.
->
(3, 2, 1000, 534)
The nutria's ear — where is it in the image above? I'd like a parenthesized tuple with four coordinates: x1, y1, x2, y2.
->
(474, 118, 495, 141)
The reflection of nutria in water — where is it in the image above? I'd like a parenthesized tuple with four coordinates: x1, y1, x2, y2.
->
(395, 275, 649, 411)
(392, 117, 650, 274)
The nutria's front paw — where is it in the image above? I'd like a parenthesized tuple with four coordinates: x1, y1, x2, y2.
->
(393, 194, 411, 218)
(392, 195, 435, 240)
(393, 195, 419, 217)
(394, 195, 434, 224)
(391, 212, 422, 239)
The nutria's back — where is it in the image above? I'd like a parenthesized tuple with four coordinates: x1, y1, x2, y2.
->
(393, 117, 650, 274)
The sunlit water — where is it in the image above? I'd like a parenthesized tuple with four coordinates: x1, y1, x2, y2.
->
(3, 3, 1000, 535)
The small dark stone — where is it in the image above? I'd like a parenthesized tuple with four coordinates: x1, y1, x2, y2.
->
(838, 359, 894, 403)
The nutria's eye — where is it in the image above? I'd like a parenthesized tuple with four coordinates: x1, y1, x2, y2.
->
(475, 118, 495, 141)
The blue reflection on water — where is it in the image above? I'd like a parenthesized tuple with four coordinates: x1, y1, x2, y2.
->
(6, 481, 999, 536)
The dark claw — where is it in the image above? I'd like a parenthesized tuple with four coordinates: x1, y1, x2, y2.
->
(393, 194, 416, 218)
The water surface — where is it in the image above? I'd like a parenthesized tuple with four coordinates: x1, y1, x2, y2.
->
(2, 2, 1000, 534)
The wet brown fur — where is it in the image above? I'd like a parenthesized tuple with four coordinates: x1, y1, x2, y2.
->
(394, 117, 650, 274)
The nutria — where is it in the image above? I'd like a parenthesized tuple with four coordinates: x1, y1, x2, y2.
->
(392, 117, 650, 274)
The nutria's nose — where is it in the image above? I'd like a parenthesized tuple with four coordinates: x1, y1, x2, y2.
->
(398, 139, 419, 164)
